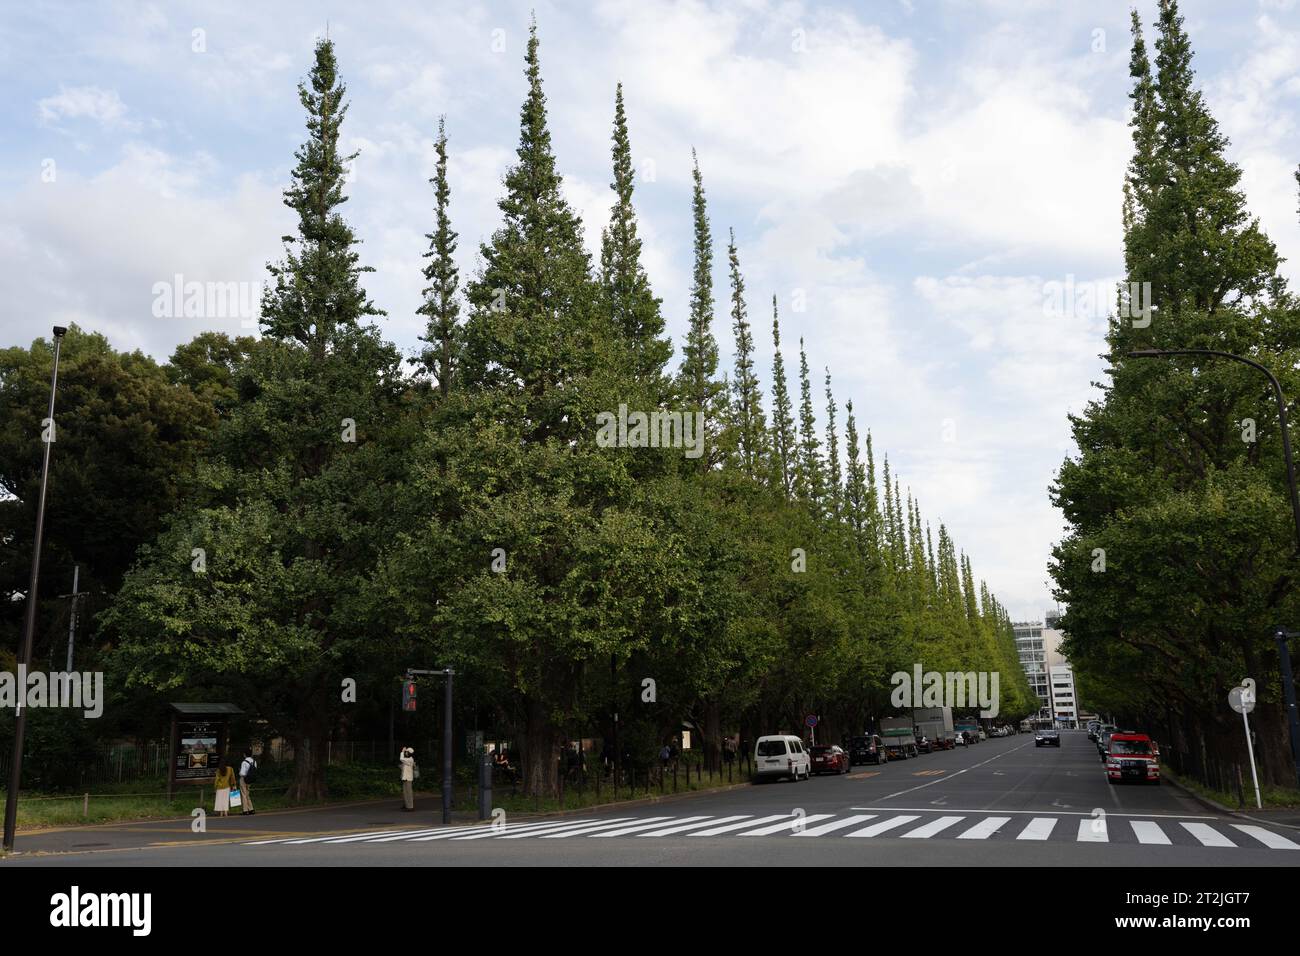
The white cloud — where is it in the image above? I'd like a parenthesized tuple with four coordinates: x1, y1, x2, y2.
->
(38, 86, 136, 130)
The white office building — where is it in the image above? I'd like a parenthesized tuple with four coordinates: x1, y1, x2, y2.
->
(1013, 613, 1080, 728)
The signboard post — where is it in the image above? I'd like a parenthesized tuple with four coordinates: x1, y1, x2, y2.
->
(1228, 679, 1262, 810)
(805, 714, 818, 746)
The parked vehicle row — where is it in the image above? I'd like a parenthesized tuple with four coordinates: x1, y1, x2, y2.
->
(754, 710, 1022, 782)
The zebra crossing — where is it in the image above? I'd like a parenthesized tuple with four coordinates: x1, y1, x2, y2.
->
(243, 810, 1300, 851)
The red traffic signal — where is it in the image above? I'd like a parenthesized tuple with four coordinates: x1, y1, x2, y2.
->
(402, 680, 417, 712)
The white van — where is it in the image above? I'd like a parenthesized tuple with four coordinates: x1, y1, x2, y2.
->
(753, 735, 811, 783)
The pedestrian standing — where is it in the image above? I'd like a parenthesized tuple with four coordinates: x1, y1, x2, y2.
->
(213, 759, 236, 816)
(399, 746, 416, 811)
(238, 748, 257, 815)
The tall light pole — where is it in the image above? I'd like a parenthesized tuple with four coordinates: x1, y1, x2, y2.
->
(1128, 348, 1300, 790)
(3, 326, 67, 852)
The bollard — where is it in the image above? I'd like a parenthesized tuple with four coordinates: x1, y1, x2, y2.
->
(479, 750, 492, 821)
(83, 792, 88, 818)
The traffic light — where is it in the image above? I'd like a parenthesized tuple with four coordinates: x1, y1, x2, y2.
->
(402, 679, 417, 712)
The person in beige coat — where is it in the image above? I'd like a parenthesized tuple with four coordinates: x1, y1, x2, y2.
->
(399, 747, 416, 811)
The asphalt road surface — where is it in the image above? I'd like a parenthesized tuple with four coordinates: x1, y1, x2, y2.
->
(5, 730, 1297, 866)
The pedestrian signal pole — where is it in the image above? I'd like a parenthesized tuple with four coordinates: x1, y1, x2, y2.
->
(404, 668, 454, 824)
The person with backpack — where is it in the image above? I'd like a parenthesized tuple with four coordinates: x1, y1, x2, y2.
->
(238, 748, 257, 815)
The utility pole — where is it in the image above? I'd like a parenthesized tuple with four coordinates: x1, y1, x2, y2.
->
(63, 564, 79, 671)
(4, 326, 67, 853)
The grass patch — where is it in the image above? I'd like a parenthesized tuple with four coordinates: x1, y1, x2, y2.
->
(1161, 764, 1300, 810)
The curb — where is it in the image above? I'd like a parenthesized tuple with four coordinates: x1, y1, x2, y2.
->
(1160, 768, 1300, 831)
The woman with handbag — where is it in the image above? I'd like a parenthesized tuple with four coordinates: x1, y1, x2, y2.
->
(399, 746, 416, 811)
(213, 759, 237, 816)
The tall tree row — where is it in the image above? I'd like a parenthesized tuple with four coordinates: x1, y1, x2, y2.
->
(1051, 0, 1300, 787)
(65, 22, 1035, 802)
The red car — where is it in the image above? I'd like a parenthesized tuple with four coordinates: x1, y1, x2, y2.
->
(1105, 733, 1160, 784)
(810, 745, 850, 775)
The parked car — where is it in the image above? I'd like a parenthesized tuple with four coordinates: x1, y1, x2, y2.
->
(1034, 728, 1061, 747)
(1105, 732, 1160, 784)
(810, 744, 851, 775)
(1095, 725, 1118, 757)
(848, 734, 889, 765)
(754, 735, 811, 782)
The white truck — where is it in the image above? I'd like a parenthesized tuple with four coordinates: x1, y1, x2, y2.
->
(914, 706, 955, 750)
(879, 716, 919, 759)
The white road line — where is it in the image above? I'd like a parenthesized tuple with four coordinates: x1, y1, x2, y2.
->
(637, 816, 750, 836)
(414, 819, 591, 841)
(410, 820, 567, 841)
(1181, 822, 1236, 848)
(690, 814, 796, 836)
(1077, 818, 1108, 842)
(1017, 817, 1057, 841)
(957, 816, 1011, 840)
(283, 829, 425, 845)
(1130, 820, 1171, 845)
(589, 817, 711, 838)
(901, 815, 966, 839)
(792, 815, 877, 837)
(874, 741, 1034, 802)
(362, 828, 463, 843)
(847, 806, 1216, 819)
(491, 818, 637, 840)
(541, 817, 672, 839)
(1231, 824, 1300, 850)
(846, 815, 921, 838)
(740, 814, 835, 836)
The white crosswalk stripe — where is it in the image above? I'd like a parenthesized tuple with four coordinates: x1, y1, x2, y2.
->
(590, 816, 712, 837)
(845, 814, 920, 838)
(1181, 822, 1236, 847)
(541, 817, 672, 838)
(636, 815, 752, 836)
(1017, 817, 1057, 841)
(1131, 820, 1171, 845)
(901, 815, 965, 839)
(791, 814, 877, 837)
(1231, 824, 1300, 849)
(741, 814, 835, 836)
(690, 814, 798, 836)
(957, 816, 1010, 840)
(241, 811, 1296, 850)
(1076, 818, 1108, 842)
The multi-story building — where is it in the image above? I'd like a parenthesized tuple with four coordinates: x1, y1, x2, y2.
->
(1013, 614, 1079, 728)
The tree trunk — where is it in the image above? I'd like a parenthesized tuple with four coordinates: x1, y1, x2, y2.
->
(287, 710, 329, 803)
(523, 696, 559, 798)
(703, 700, 721, 772)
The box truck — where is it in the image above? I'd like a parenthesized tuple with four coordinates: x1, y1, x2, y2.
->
(879, 717, 919, 759)
(914, 707, 955, 750)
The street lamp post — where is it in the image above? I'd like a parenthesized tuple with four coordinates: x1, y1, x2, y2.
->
(3, 326, 68, 852)
(1128, 348, 1300, 790)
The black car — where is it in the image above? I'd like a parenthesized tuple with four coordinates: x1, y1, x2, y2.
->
(1034, 729, 1060, 747)
(848, 734, 888, 766)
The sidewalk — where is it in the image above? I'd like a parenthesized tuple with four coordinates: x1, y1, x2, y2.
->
(1, 792, 478, 857)
(1, 778, 753, 858)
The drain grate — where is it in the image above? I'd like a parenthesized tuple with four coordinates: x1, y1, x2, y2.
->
(71, 842, 111, 848)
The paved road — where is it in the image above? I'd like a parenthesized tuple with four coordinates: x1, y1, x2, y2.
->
(5, 731, 1297, 866)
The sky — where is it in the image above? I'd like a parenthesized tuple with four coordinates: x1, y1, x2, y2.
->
(2, 0, 1299, 622)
